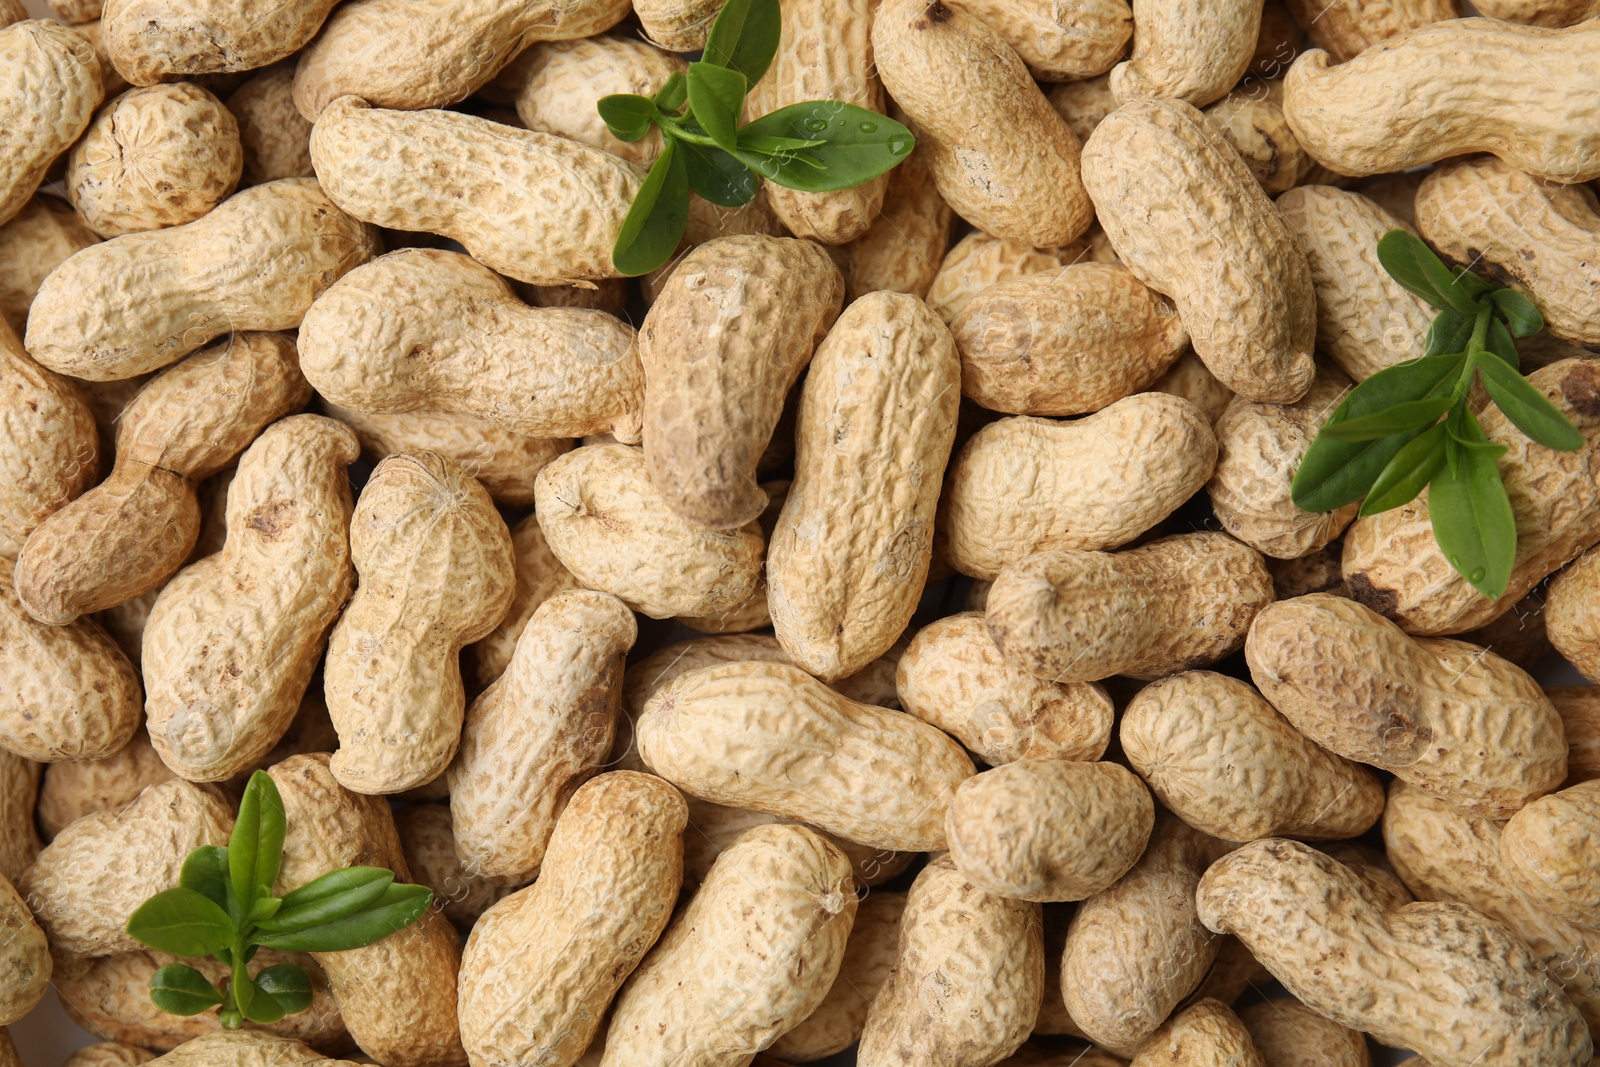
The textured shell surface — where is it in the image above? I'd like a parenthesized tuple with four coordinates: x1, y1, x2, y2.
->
(0, 19, 103, 229)
(101, 0, 338, 83)
(511, 36, 684, 167)
(949, 0, 1129, 80)
(1284, 0, 1459, 61)
(1109, 0, 1261, 107)
(228, 66, 314, 185)
(926, 229, 1094, 324)
(1127, 998, 1265, 1067)
(0, 194, 101, 334)
(463, 512, 583, 689)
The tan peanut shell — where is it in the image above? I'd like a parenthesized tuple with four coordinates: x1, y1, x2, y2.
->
(632, 0, 719, 49)
(37, 728, 174, 839)
(1122, 671, 1385, 841)
(1205, 366, 1358, 559)
(1202, 82, 1311, 196)
(1416, 155, 1600, 348)
(829, 144, 952, 302)
(1109, 0, 1261, 107)
(129, 1031, 339, 1065)
(1283, 19, 1600, 182)
(459, 772, 686, 1067)
(64, 1043, 157, 1067)
(227, 67, 313, 186)
(640, 235, 843, 528)
(1199, 838, 1593, 1066)
(1128, 999, 1263, 1067)
(325, 452, 514, 793)
(1283, 0, 1458, 61)
(1061, 816, 1225, 1052)
(0, 322, 99, 560)
(0, 194, 100, 334)
(310, 98, 640, 286)
(1275, 185, 1434, 381)
(873, 0, 1093, 248)
(950, 0, 1128, 81)
(100, 0, 335, 84)
(464, 514, 583, 690)
(942, 395, 1218, 579)
(69, 19, 129, 97)
(767, 291, 957, 679)
(1550, 547, 1600, 682)
(858, 853, 1043, 1066)
(269, 753, 466, 1067)
(67, 83, 242, 237)
(534, 443, 764, 618)
(0, 567, 141, 762)
(926, 229, 1093, 324)
(1552, 686, 1600, 786)
(638, 660, 975, 851)
(952, 263, 1188, 416)
(16, 331, 309, 625)
(1341, 359, 1600, 635)
(303, 251, 641, 443)
(98, 588, 159, 670)
(292, 0, 631, 119)
(0, 20, 103, 229)
(26, 178, 379, 381)
(897, 612, 1114, 764)
(1001, 1046, 1127, 1067)
(674, 795, 914, 892)
(0, 751, 38, 881)
(603, 823, 856, 1066)
(1249, 594, 1567, 818)
(987, 533, 1275, 683)
(678, 477, 786, 635)
(1238, 999, 1371, 1067)
(394, 803, 511, 929)
(1048, 73, 1117, 144)
(1152, 350, 1234, 426)
(0, 1, 23, 25)
(1383, 779, 1600, 1034)
(510, 37, 683, 167)
(0, 873, 48, 1025)
(1473, 0, 1600, 24)
(449, 590, 636, 884)
(1502, 780, 1600, 933)
(948, 759, 1154, 902)
(770, 890, 907, 1062)
(21, 779, 231, 964)
(1462, 588, 1552, 670)
(1082, 98, 1317, 403)
(143, 415, 358, 781)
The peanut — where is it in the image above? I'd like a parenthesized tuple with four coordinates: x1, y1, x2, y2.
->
(509, 36, 684, 167)
(1552, 686, 1600, 786)
(1127, 999, 1264, 1067)
(0, 751, 38, 882)
(829, 144, 953, 302)
(143, 415, 358, 781)
(637, 660, 975, 851)
(0, 0, 23, 24)
(1283, 18, 1600, 181)
(1201, 81, 1313, 195)
(1322, 840, 1417, 913)
(227, 67, 314, 186)
(949, 0, 1129, 81)
(872, 0, 1094, 248)
(36, 728, 174, 840)
(1002, 1045, 1127, 1067)
(459, 772, 686, 1067)
(1550, 548, 1600, 680)
(632, 0, 720, 50)
(100, 0, 336, 84)
(1048, 73, 1117, 144)
(1283, 0, 1458, 61)
(679, 478, 787, 635)
(1473, 0, 1600, 25)
(1082, 98, 1317, 403)
(1152, 350, 1234, 426)
(0, 20, 103, 229)
(25, 178, 379, 381)
(139, 1031, 355, 1065)
(676, 798, 914, 892)
(64, 1044, 157, 1067)
(1501, 780, 1600, 934)
(0, 873, 48, 1025)
(16, 332, 309, 625)
(69, 18, 128, 96)
(926, 229, 1094, 325)
(602, 823, 856, 1066)
(393, 803, 512, 930)
(1461, 588, 1552, 669)
(941, 395, 1218, 579)
(463, 514, 582, 689)
(0, 195, 100, 334)
(987, 533, 1275, 683)
(639, 234, 843, 528)
(449, 590, 636, 884)
(1109, 0, 1262, 108)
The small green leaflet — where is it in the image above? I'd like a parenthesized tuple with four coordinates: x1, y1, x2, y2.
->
(1489, 288, 1543, 337)
(229, 772, 286, 923)
(149, 965, 225, 1016)
(612, 138, 689, 277)
(1477, 350, 1585, 451)
(733, 102, 914, 192)
(701, 0, 781, 86)
(1376, 229, 1480, 315)
(1360, 423, 1448, 517)
(597, 94, 656, 142)
(253, 965, 313, 1015)
(686, 63, 747, 151)
(654, 73, 687, 113)
(251, 883, 434, 953)
(1430, 408, 1516, 599)
(678, 140, 758, 207)
(126, 888, 234, 959)
(180, 846, 229, 912)
(254, 867, 395, 933)
(230, 962, 284, 1025)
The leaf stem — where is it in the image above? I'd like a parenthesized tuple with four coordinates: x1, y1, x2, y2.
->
(1449, 301, 1494, 406)
(654, 115, 724, 150)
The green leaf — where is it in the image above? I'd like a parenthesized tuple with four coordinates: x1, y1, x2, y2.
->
(679, 140, 758, 206)
(180, 846, 230, 912)
(1360, 422, 1449, 517)
(1485, 316, 1520, 370)
(253, 868, 394, 934)
(250, 883, 434, 953)
(126, 888, 236, 958)
(702, 0, 781, 86)
(1424, 309, 1475, 357)
(736, 133, 827, 153)
(253, 964, 313, 1015)
(686, 63, 747, 151)
(231, 965, 285, 1025)
(655, 72, 687, 113)
(1451, 267, 1493, 302)
(247, 897, 282, 923)
(612, 138, 689, 277)
(1478, 350, 1585, 451)
(733, 102, 914, 192)
(149, 964, 225, 1017)
(230, 772, 286, 922)
(597, 94, 656, 143)
(1377, 229, 1480, 315)
(1430, 410, 1517, 598)
(1318, 395, 1454, 441)
(1490, 288, 1544, 337)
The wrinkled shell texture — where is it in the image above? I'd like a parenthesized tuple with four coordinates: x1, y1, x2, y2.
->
(1284, 0, 1459, 61)
(137, 1031, 339, 1066)
(0, 873, 49, 1026)
(632, 0, 719, 49)
(459, 772, 686, 1067)
(926, 229, 1093, 324)
(326, 451, 514, 793)
(1198, 838, 1594, 1066)
(1552, 686, 1600, 786)
(0, 194, 101, 334)
(0, 750, 39, 881)
(1550, 547, 1600, 682)
(464, 513, 583, 689)
(1129, 999, 1265, 1067)
(770, 889, 907, 1061)
(25, 177, 380, 381)
(942, 394, 1218, 579)
(534, 443, 764, 619)
(63, 1044, 157, 1067)
(1501, 780, 1600, 934)
(0, 20, 103, 229)
(35, 728, 171, 839)
(1082, 98, 1316, 403)
(872, 0, 1092, 247)
(1238, 998, 1372, 1067)
(394, 803, 513, 929)
(1122, 671, 1385, 842)
(951, 0, 1128, 80)
(1342, 360, 1600, 635)
(449, 591, 636, 884)
(767, 291, 959, 680)
(638, 660, 975, 851)
(952, 262, 1188, 416)
(602, 823, 856, 1066)
(831, 143, 953, 302)
(1110, 0, 1260, 107)
(0, 325, 99, 560)
(1202, 83, 1310, 196)
(641, 235, 844, 529)
(227, 66, 314, 185)
(1416, 155, 1600, 348)
(512, 36, 684, 167)
(101, 0, 336, 83)
(986, 532, 1276, 683)
(1474, 0, 1600, 24)
(143, 415, 358, 781)
(310, 98, 641, 285)
(897, 612, 1114, 764)
(1283, 18, 1600, 181)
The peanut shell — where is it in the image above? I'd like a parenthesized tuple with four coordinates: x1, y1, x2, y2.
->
(1109, 0, 1261, 107)
(0, 20, 103, 229)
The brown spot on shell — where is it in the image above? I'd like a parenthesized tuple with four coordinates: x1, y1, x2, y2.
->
(1345, 572, 1399, 618)
(1560, 360, 1600, 418)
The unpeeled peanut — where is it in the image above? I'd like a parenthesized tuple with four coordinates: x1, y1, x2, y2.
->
(1109, 0, 1262, 107)
(829, 144, 953, 302)
(1238, 998, 1372, 1067)
(0, 195, 100, 334)
(1550, 546, 1600, 682)
(0, 874, 49, 1026)
(393, 804, 512, 930)
(925, 229, 1093, 325)
(1283, 0, 1458, 61)
(1501, 780, 1600, 934)
(227, 67, 314, 186)
(770, 890, 907, 1062)
(950, 0, 1129, 81)
(504, 37, 682, 167)
(1552, 686, 1600, 785)
(464, 514, 582, 689)
(101, 0, 337, 84)
(0, 752, 39, 881)
(0, 20, 103, 229)
(0, 322, 99, 560)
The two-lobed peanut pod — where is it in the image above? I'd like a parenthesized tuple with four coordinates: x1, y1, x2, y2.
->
(1109, 0, 1261, 108)
(1131, 1000, 1265, 1067)
(0, 20, 103, 228)
(102, 0, 338, 84)
(0, 322, 98, 561)
(1501, 781, 1600, 934)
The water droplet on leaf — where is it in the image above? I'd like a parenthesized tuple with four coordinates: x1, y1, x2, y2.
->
(859, 121, 877, 133)
(886, 133, 913, 155)
(1470, 567, 1486, 583)
(803, 117, 828, 133)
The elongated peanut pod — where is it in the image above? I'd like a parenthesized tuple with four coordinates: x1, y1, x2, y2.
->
(1283, 0, 1459, 61)
(0, 322, 98, 561)
(102, 0, 337, 84)
(0, 20, 102, 228)
(1501, 781, 1600, 935)
(1109, 0, 1261, 108)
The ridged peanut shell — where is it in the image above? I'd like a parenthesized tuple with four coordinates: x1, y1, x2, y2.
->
(1152, 350, 1234, 426)
(1552, 686, 1600, 785)
(394, 803, 512, 930)
(0, 873, 48, 1025)
(829, 144, 952, 302)
(63, 1043, 157, 1067)
(36, 727, 174, 839)
(951, 0, 1129, 80)
(463, 514, 583, 690)
(1473, 0, 1600, 24)
(0, 751, 38, 881)
(228, 66, 313, 185)
(101, 0, 336, 84)
(1128, 999, 1264, 1067)
(0, 323, 99, 560)
(1501, 780, 1600, 933)
(1550, 547, 1600, 683)
(926, 229, 1094, 324)
(1247, 593, 1568, 819)
(510, 36, 684, 167)
(1109, 0, 1261, 107)
(0, 194, 100, 334)
(0, 20, 103, 229)
(1082, 98, 1316, 403)
(1283, 0, 1459, 61)
(1048, 72, 1117, 144)
(632, 0, 720, 49)
(131, 1031, 341, 1065)
(1202, 82, 1311, 195)
(1238, 998, 1371, 1067)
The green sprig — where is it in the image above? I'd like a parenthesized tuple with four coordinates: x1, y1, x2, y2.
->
(597, 0, 915, 275)
(125, 772, 433, 1027)
(1291, 229, 1582, 599)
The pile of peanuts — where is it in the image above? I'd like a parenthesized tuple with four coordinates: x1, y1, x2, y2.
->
(2, 0, 1599, 1064)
